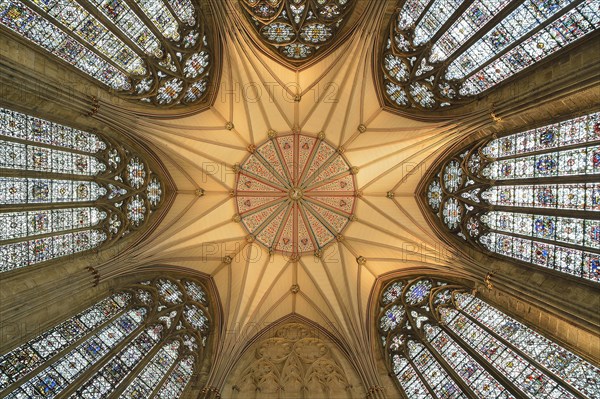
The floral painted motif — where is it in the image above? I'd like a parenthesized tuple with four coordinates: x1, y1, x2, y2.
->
(235, 134, 357, 256)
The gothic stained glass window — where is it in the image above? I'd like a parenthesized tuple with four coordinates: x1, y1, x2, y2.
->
(0, 107, 164, 273)
(0, 0, 213, 106)
(378, 277, 600, 399)
(0, 277, 211, 398)
(381, 0, 600, 110)
(239, 0, 357, 64)
(424, 112, 600, 283)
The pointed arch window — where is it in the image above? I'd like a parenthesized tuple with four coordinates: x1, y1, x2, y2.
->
(424, 111, 599, 283)
(381, 0, 600, 110)
(378, 277, 600, 398)
(239, 0, 357, 63)
(0, 107, 164, 273)
(0, 0, 213, 106)
(0, 277, 211, 398)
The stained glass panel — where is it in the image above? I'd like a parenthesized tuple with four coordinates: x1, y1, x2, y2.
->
(392, 355, 434, 399)
(0, 107, 163, 273)
(442, 307, 577, 398)
(4, 307, 145, 398)
(427, 112, 600, 283)
(425, 324, 513, 398)
(0, 278, 210, 399)
(455, 293, 600, 397)
(119, 341, 180, 398)
(379, 278, 600, 398)
(0, 293, 130, 390)
(408, 341, 468, 398)
(382, 0, 600, 109)
(239, 0, 357, 63)
(71, 325, 163, 398)
(155, 356, 195, 399)
(0, 0, 212, 105)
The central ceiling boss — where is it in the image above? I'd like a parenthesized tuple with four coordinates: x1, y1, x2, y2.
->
(234, 132, 358, 256)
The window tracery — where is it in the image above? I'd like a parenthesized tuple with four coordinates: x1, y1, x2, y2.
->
(0, 0, 213, 106)
(239, 0, 357, 63)
(381, 0, 600, 111)
(0, 107, 164, 273)
(0, 276, 211, 398)
(424, 112, 600, 283)
(378, 277, 600, 398)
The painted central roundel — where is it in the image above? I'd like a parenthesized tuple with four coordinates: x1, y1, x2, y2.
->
(235, 134, 357, 256)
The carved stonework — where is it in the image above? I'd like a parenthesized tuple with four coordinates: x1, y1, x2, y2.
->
(225, 322, 364, 398)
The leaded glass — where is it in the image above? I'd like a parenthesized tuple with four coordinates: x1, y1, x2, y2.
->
(156, 356, 195, 399)
(0, 107, 164, 273)
(239, 0, 357, 64)
(455, 292, 600, 397)
(379, 277, 600, 398)
(424, 112, 600, 282)
(380, 305, 405, 332)
(0, 0, 212, 106)
(157, 279, 183, 303)
(119, 341, 180, 398)
(381, 0, 600, 110)
(382, 281, 404, 305)
(0, 277, 210, 399)
(183, 280, 207, 303)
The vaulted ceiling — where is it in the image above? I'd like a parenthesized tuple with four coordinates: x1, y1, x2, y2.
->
(107, 0, 470, 383)
(1, 0, 597, 392)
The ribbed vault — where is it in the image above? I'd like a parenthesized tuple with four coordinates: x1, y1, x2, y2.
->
(1, 0, 590, 395)
(94, 0, 470, 391)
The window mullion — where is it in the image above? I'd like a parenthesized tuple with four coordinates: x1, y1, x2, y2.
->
(404, 352, 440, 399)
(486, 205, 595, 220)
(456, 308, 588, 399)
(18, 0, 131, 77)
(160, 0, 186, 29)
(148, 351, 182, 399)
(439, 0, 528, 66)
(456, 0, 585, 84)
(438, 321, 524, 398)
(0, 202, 100, 213)
(56, 311, 151, 399)
(426, 0, 486, 48)
(492, 141, 600, 161)
(487, 227, 599, 255)
(0, 136, 104, 157)
(414, 330, 480, 399)
(109, 309, 182, 398)
(0, 225, 102, 246)
(0, 303, 132, 397)
(69, 0, 152, 61)
(492, 174, 595, 185)
(121, 0, 178, 63)
(411, 0, 439, 34)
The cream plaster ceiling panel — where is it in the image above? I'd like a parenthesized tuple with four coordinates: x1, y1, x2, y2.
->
(122, 0, 466, 386)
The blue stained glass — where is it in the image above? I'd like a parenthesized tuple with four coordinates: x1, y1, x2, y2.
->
(456, 293, 600, 396)
(0, 293, 130, 390)
(1, 0, 211, 105)
(431, 111, 599, 283)
(405, 280, 432, 305)
(379, 278, 600, 398)
(1, 279, 208, 399)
